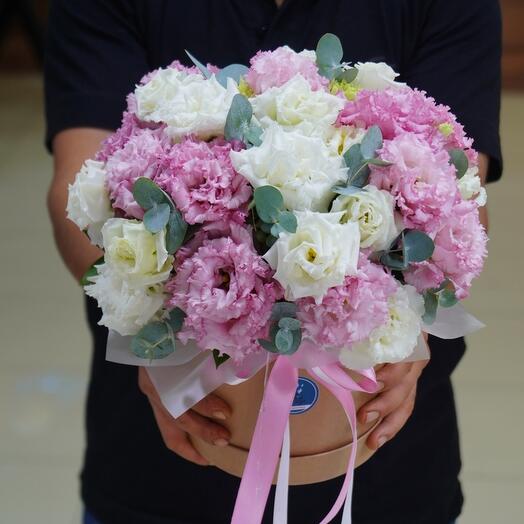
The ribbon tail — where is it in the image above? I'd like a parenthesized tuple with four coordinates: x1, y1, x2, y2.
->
(231, 356, 298, 524)
(273, 420, 291, 524)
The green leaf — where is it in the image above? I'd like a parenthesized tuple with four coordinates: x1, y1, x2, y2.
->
(271, 301, 297, 321)
(344, 144, 370, 188)
(316, 33, 344, 79)
(278, 211, 297, 233)
(332, 185, 362, 196)
(81, 256, 104, 286)
(166, 307, 186, 332)
(366, 158, 392, 167)
(131, 322, 175, 359)
(133, 177, 171, 211)
(278, 317, 301, 331)
(449, 149, 469, 179)
(275, 328, 294, 353)
(439, 288, 458, 308)
(143, 202, 171, 234)
(380, 251, 408, 271)
(224, 94, 253, 142)
(212, 349, 231, 368)
(185, 50, 212, 79)
(244, 123, 263, 147)
(337, 67, 358, 83)
(254, 185, 284, 223)
(360, 125, 383, 160)
(403, 230, 435, 263)
(216, 64, 249, 87)
(258, 220, 273, 234)
(258, 338, 278, 353)
(270, 223, 285, 237)
(166, 208, 187, 254)
(422, 292, 439, 325)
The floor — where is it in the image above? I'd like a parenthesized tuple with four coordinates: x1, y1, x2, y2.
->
(0, 75, 522, 523)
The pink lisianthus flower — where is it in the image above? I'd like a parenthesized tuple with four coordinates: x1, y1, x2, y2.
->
(297, 256, 398, 348)
(104, 125, 171, 218)
(245, 46, 328, 94)
(337, 87, 474, 153)
(404, 261, 446, 294)
(370, 133, 459, 233)
(165, 223, 283, 361)
(153, 137, 251, 225)
(138, 60, 220, 85)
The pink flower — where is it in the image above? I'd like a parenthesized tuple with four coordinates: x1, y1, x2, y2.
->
(404, 261, 446, 294)
(166, 223, 283, 361)
(104, 126, 171, 218)
(338, 87, 474, 152)
(245, 46, 328, 94)
(297, 256, 397, 348)
(138, 60, 220, 85)
(153, 137, 251, 225)
(370, 133, 459, 233)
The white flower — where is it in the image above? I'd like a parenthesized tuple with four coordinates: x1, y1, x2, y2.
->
(325, 125, 367, 157)
(331, 185, 399, 251)
(354, 62, 405, 91)
(102, 218, 173, 287)
(263, 210, 360, 303)
(230, 124, 346, 212)
(251, 75, 344, 138)
(66, 159, 113, 246)
(340, 285, 424, 369)
(135, 68, 238, 140)
(458, 167, 487, 206)
(85, 263, 166, 336)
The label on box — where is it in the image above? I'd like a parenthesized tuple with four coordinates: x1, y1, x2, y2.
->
(290, 377, 319, 415)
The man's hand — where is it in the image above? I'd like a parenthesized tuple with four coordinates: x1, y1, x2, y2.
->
(138, 367, 232, 466)
(358, 356, 429, 451)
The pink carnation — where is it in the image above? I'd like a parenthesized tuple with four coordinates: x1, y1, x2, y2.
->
(139, 60, 220, 85)
(338, 87, 474, 152)
(153, 137, 251, 225)
(370, 133, 459, 233)
(404, 261, 446, 294)
(297, 256, 398, 348)
(104, 126, 171, 218)
(245, 46, 328, 94)
(166, 223, 282, 361)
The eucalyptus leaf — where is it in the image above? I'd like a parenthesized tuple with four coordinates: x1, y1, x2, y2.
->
(278, 317, 301, 331)
(258, 338, 278, 353)
(254, 185, 284, 223)
(275, 328, 294, 354)
(448, 148, 469, 179)
(244, 123, 263, 147)
(185, 50, 212, 79)
(332, 185, 362, 196)
(366, 158, 392, 167)
(133, 177, 171, 211)
(166, 307, 186, 332)
(224, 94, 253, 142)
(439, 288, 458, 308)
(166, 208, 187, 254)
(360, 125, 383, 160)
(212, 349, 231, 368)
(344, 144, 370, 188)
(337, 67, 358, 83)
(271, 301, 297, 321)
(216, 64, 249, 87)
(143, 202, 171, 234)
(258, 221, 273, 234)
(270, 223, 285, 237)
(403, 230, 435, 263)
(380, 252, 408, 271)
(316, 33, 343, 79)
(423, 292, 439, 325)
(131, 322, 174, 359)
(81, 256, 104, 286)
(278, 211, 297, 233)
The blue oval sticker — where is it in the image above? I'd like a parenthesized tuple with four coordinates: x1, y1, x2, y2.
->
(291, 377, 319, 415)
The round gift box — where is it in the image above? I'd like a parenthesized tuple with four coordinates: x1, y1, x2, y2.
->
(190, 365, 381, 485)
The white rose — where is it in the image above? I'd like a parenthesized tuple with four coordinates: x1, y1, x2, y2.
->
(458, 167, 487, 206)
(66, 159, 113, 246)
(102, 218, 173, 287)
(354, 62, 405, 91)
(251, 75, 344, 138)
(135, 68, 238, 140)
(264, 210, 360, 303)
(85, 263, 165, 336)
(340, 285, 424, 369)
(230, 124, 346, 212)
(331, 185, 399, 251)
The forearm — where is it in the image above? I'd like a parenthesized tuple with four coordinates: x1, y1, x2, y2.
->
(47, 128, 112, 282)
(478, 153, 489, 232)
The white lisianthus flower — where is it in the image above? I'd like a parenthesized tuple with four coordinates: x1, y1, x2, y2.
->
(331, 185, 399, 251)
(354, 62, 405, 91)
(325, 125, 367, 157)
(66, 159, 113, 246)
(458, 166, 487, 206)
(230, 124, 346, 212)
(102, 218, 173, 287)
(264, 210, 360, 303)
(135, 68, 238, 140)
(340, 284, 424, 369)
(251, 75, 344, 138)
(85, 263, 166, 336)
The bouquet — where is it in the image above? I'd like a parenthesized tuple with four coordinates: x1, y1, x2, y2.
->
(67, 34, 487, 524)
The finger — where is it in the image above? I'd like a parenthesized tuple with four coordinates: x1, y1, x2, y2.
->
(358, 380, 413, 425)
(366, 386, 416, 450)
(176, 409, 231, 446)
(375, 362, 414, 390)
(149, 399, 209, 466)
(192, 393, 232, 421)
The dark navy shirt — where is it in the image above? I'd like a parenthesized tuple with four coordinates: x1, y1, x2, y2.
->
(44, 1, 502, 523)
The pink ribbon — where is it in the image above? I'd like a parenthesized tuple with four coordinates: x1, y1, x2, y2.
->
(231, 357, 378, 524)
